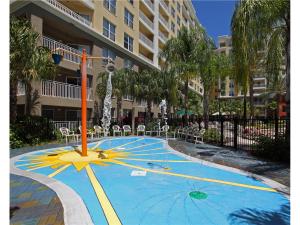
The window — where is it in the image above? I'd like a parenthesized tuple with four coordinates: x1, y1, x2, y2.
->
(220, 42, 226, 47)
(124, 8, 134, 28)
(102, 48, 116, 65)
(229, 91, 235, 96)
(124, 33, 133, 52)
(171, 22, 175, 32)
(128, 0, 133, 5)
(177, 16, 180, 25)
(103, 18, 116, 41)
(123, 95, 134, 101)
(103, 0, 116, 14)
(171, 7, 175, 17)
(124, 58, 133, 69)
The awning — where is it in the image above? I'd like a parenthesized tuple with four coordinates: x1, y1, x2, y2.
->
(176, 109, 193, 116)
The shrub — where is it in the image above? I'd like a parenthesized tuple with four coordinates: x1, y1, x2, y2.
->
(10, 129, 24, 149)
(203, 128, 221, 143)
(252, 135, 290, 163)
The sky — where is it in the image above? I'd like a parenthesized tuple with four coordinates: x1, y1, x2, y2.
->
(191, 0, 237, 46)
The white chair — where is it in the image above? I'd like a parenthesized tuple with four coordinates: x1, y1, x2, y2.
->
(79, 126, 94, 139)
(136, 125, 146, 136)
(94, 125, 105, 138)
(112, 125, 122, 136)
(194, 129, 206, 144)
(123, 125, 132, 136)
(59, 127, 80, 143)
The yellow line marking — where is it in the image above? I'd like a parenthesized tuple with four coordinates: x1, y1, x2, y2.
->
(122, 141, 164, 151)
(110, 138, 144, 151)
(116, 158, 194, 163)
(131, 152, 171, 156)
(15, 162, 43, 167)
(129, 147, 164, 153)
(85, 165, 122, 225)
(26, 163, 59, 171)
(48, 164, 71, 178)
(114, 161, 276, 193)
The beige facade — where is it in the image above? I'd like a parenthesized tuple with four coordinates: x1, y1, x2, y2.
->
(11, 0, 202, 126)
(214, 35, 268, 115)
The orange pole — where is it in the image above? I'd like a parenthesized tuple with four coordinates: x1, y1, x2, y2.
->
(81, 49, 88, 156)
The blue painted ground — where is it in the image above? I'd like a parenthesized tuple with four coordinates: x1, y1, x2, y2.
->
(14, 137, 290, 225)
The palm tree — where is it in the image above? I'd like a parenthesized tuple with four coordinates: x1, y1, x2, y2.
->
(10, 17, 57, 121)
(160, 27, 199, 122)
(133, 69, 163, 123)
(231, 0, 289, 133)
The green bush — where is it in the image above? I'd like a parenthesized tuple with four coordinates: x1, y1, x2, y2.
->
(203, 128, 221, 143)
(252, 135, 290, 163)
(10, 129, 24, 149)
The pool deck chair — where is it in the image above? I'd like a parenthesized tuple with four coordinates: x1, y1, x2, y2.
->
(94, 125, 105, 138)
(112, 125, 122, 136)
(123, 125, 132, 136)
(194, 129, 206, 144)
(59, 127, 80, 143)
(136, 125, 146, 136)
(79, 126, 95, 139)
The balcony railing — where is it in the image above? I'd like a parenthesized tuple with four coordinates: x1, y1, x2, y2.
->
(139, 33, 154, 49)
(142, 0, 154, 11)
(43, 36, 92, 68)
(45, 0, 92, 27)
(139, 11, 154, 30)
(139, 53, 153, 64)
(159, 31, 168, 43)
(52, 120, 93, 130)
(159, 15, 169, 29)
(160, 0, 169, 13)
(41, 80, 93, 101)
(17, 81, 26, 96)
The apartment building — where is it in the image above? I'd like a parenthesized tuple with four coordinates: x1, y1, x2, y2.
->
(11, 0, 202, 126)
(214, 35, 268, 115)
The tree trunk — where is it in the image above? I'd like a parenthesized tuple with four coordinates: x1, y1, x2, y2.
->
(116, 96, 122, 124)
(25, 81, 32, 116)
(249, 76, 254, 118)
(203, 88, 209, 129)
(184, 78, 189, 125)
(285, 17, 290, 141)
(146, 100, 152, 124)
(10, 79, 18, 123)
(243, 94, 247, 128)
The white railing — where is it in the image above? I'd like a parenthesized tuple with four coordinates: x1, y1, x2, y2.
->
(159, 15, 169, 29)
(137, 99, 147, 107)
(160, 0, 169, 13)
(139, 33, 154, 49)
(45, 0, 92, 27)
(142, 0, 154, 11)
(52, 120, 93, 130)
(41, 80, 93, 100)
(159, 31, 168, 43)
(139, 53, 153, 64)
(17, 81, 26, 96)
(43, 36, 92, 68)
(139, 11, 154, 30)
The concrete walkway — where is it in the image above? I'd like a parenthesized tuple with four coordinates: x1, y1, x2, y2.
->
(168, 139, 290, 188)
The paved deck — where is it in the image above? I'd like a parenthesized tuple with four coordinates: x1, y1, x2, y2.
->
(168, 139, 290, 188)
(10, 174, 64, 225)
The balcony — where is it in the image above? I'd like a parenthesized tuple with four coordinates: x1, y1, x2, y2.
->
(159, 31, 168, 43)
(139, 33, 154, 50)
(45, 0, 92, 27)
(41, 80, 93, 101)
(159, 15, 169, 30)
(141, 0, 154, 12)
(160, 0, 169, 14)
(139, 11, 154, 30)
(43, 36, 92, 68)
(139, 53, 153, 64)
